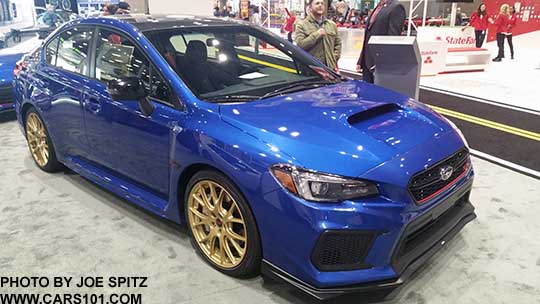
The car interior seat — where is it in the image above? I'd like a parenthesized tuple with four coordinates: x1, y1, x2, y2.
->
(181, 40, 216, 94)
(216, 41, 242, 77)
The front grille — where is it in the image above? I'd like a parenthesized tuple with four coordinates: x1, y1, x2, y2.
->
(311, 231, 376, 271)
(409, 149, 469, 204)
(392, 190, 472, 274)
(0, 85, 14, 105)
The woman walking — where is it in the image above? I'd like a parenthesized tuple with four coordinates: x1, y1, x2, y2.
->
(491, 3, 510, 62)
(505, 5, 517, 59)
(284, 8, 296, 43)
(469, 3, 489, 48)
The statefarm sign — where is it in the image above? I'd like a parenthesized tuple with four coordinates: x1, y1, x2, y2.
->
(440, 36, 476, 46)
(417, 27, 476, 49)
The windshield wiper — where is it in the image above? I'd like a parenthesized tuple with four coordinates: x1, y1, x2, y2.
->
(261, 79, 338, 99)
(206, 95, 261, 103)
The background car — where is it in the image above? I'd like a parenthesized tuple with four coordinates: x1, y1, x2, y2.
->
(13, 15, 476, 300)
(0, 53, 20, 112)
(0, 35, 41, 113)
(0, 6, 77, 113)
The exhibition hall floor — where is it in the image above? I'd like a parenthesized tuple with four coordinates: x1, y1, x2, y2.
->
(420, 30, 540, 113)
(1, 119, 540, 303)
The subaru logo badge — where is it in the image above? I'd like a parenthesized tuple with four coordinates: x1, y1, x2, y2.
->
(439, 166, 454, 181)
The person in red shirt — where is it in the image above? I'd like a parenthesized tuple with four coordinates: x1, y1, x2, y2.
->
(491, 3, 510, 62)
(469, 3, 489, 48)
(284, 8, 297, 42)
(505, 5, 517, 59)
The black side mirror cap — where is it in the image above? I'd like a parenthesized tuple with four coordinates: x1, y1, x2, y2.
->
(107, 77, 147, 101)
(107, 77, 154, 116)
(138, 97, 155, 117)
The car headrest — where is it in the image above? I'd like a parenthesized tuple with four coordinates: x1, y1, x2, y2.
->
(185, 40, 207, 65)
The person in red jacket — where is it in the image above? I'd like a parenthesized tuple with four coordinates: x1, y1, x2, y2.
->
(284, 8, 297, 42)
(469, 3, 489, 48)
(505, 5, 517, 59)
(491, 3, 510, 62)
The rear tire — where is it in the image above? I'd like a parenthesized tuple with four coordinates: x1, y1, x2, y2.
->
(184, 170, 262, 278)
(25, 108, 62, 172)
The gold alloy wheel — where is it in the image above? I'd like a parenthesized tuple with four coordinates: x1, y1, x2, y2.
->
(26, 112, 49, 167)
(187, 180, 248, 269)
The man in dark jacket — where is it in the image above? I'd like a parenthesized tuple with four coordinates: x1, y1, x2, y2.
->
(356, 0, 406, 83)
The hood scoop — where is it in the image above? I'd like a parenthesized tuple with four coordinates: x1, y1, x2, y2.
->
(347, 104, 401, 125)
(347, 103, 444, 151)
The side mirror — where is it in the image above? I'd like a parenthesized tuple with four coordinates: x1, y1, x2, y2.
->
(206, 38, 220, 47)
(107, 77, 155, 116)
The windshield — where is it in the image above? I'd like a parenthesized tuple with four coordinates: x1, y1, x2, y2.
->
(145, 26, 341, 102)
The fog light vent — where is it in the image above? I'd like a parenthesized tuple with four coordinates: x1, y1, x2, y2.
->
(311, 231, 376, 271)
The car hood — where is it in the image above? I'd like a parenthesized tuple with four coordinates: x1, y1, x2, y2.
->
(219, 80, 455, 177)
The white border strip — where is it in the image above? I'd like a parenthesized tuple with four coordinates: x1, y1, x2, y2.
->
(470, 149, 540, 179)
(420, 85, 540, 116)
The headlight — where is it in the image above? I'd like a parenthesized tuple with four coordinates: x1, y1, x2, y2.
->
(270, 164, 379, 202)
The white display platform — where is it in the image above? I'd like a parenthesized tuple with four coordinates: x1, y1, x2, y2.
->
(444, 48, 491, 73)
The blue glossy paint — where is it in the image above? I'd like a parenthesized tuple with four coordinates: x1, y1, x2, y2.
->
(14, 17, 473, 290)
(0, 53, 23, 80)
(83, 79, 174, 197)
(0, 52, 24, 112)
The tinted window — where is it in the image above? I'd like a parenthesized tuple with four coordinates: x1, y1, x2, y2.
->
(95, 29, 149, 82)
(95, 29, 171, 103)
(148, 26, 340, 102)
(45, 37, 59, 66)
(56, 27, 92, 74)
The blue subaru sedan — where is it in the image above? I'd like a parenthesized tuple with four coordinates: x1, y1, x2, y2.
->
(13, 15, 476, 299)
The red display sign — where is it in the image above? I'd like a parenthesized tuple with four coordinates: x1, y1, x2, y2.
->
(485, 0, 540, 41)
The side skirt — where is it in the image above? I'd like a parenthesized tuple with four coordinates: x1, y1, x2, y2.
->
(63, 156, 170, 217)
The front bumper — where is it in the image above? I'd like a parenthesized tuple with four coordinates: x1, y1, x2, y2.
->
(261, 179, 476, 300)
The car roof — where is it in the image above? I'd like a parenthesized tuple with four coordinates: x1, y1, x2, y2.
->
(89, 14, 245, 32)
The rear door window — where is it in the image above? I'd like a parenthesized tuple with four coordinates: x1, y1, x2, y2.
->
(55, 27, 92, 74)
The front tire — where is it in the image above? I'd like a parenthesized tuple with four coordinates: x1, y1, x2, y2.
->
(25, 108, 62, 172)
(185, 170, 261, 277)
